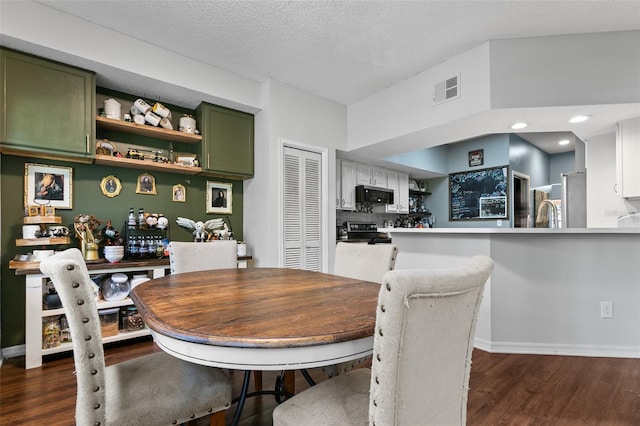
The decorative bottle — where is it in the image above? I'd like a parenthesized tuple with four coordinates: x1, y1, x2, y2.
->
(128, 208, 136, 228)
(138, 208, 145, 230)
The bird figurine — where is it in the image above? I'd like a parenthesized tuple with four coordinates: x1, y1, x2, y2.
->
(175, 217, 227, 242)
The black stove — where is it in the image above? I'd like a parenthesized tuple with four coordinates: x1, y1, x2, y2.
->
(342, 222, 392, 244)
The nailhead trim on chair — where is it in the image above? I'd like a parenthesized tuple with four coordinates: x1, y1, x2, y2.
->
(43, 248, 233, 425)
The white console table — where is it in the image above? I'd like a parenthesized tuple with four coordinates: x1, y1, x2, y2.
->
(12, 255, 252, 369)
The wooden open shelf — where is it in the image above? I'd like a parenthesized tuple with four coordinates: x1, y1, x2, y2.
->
(15, 237, 70, 247)
(23, 216, 62, 225)
(94, 154, 202, 175)
(96, 116, 202, 144)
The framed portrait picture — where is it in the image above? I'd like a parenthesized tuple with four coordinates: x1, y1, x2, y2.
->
(468, 149, 484, 167)
(136, 173, 156, 195)
(172, 184, 186, 202)
(24, 163, 73, 209)
(206, 181, 232, 214)
(100, 175, 122, 198)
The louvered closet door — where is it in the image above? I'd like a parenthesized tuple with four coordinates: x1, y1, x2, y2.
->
(283, 147, 322, 271)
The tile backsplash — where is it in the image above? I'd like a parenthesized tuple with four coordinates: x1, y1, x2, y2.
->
(336, 209, 398, 228)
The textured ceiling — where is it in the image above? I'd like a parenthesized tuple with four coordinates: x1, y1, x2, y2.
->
(34, 0, 640, 105)
(10, 1, 640, 158)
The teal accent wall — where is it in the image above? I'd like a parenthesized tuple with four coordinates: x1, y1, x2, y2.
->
(1, 155, 243, 348)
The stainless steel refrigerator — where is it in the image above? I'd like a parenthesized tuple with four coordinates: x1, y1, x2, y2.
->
(561, 171, 587, 228)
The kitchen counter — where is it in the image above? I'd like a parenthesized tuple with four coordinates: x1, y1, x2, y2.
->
(385, 229, 640, 359)
(380, 227, 640, 234)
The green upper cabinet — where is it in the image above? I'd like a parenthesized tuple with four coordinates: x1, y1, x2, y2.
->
(196, 102, 254, 179)
(0, 48, 95, 161)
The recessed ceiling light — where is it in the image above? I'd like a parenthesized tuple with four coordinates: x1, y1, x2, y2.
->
(511, 122, 528, 130)
(569, 115, 590, 123)
(558, 139, 570, 146)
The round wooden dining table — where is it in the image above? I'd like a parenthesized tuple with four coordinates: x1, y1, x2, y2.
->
(130, 267, 380, 370)
(131, 267, 380, 425)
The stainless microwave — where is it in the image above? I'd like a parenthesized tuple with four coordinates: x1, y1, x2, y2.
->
(355, 185, 394, 205)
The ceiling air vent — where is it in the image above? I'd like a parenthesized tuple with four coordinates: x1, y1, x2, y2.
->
(433, 74, 460, 104)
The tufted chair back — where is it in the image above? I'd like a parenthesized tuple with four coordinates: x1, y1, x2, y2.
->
(369, 255, 494, 425)
(41, 248, 233, 426)
(333, 242, 398, 284)
(272, 255, 494, 426)
(169, 240, 238, 274)
(39, 248, 107, 425)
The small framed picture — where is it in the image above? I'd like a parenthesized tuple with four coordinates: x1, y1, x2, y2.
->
(42, 206, 56, 216)
(468, 149, 484, 167)
(479, 196, 508, 219)
(136, 173, 156, 195)
(24, 163, 73, 209)
(172, 184, 186, 202)
(100, 175, 122, 198)
(206, 181, 232, 214)
(27, 205, 40, 216)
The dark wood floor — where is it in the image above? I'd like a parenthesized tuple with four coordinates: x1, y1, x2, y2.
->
(1, 337, 639, 425)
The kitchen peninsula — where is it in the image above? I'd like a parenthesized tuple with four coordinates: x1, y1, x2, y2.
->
(382, 227, 640, 359)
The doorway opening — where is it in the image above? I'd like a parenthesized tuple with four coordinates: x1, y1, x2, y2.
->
(513, 172, 530, 228)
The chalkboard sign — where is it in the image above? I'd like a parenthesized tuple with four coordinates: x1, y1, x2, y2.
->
(449, 166, 509, 220)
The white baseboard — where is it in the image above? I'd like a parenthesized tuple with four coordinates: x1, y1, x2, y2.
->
(1, 344, 25, 359)
(475, 338, 640, 358)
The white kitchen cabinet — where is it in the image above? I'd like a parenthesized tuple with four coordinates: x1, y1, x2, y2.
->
(338, 159, 357, 210)
(356, 163, 387, 188)
(616, 118, 640, 200)
(386, 171, 409, 213)
(397, 172, 409, 213)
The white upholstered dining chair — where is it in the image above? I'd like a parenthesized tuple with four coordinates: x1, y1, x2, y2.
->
(169, 240, 267, 391)
(321, 241, 398, 378)
(39, 248, 232, 426)
(273, 255, 494, 426)
(333, 241, 398, 284)
(168, 240, 238, 273)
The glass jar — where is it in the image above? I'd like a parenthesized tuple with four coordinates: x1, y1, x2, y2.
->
(101, 273, 131, 302)
(42, 317, 61, 349)
(122, 306, 145, 331)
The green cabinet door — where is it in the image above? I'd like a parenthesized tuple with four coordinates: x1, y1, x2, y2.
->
(197, 102, 254, 179)
(0, 48, 95, 159)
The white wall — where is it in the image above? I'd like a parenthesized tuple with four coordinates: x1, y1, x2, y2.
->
(586, 133, 640, 227)
(391, 231, 640, 358)
(489, 233, 640, 357)
(348, 42, 492, 151)
(244, 80, 346, 270)
(389, 234, 493, 348)
(490, 31, 640, 108)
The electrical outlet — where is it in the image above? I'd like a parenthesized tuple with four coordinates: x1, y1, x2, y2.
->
(600, 301, 613, 318)
(496, 220, 503, 227)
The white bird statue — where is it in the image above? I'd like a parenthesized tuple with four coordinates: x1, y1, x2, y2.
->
(176, 217, 227, 242)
